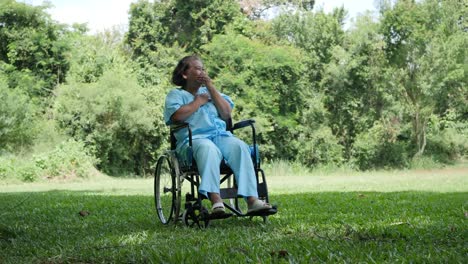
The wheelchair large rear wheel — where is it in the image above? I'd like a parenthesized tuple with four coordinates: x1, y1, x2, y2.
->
(154, 154, 179, 224)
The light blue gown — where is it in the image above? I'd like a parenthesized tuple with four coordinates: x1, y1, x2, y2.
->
(164, 87, 258, 198)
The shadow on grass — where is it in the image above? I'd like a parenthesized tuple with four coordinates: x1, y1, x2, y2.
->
(0, 190, 466, 263)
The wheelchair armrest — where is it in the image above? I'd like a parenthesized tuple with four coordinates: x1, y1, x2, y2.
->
(169, 122, 193, 150)
(231, 119, 255, 131)
(170, 122, 189, 132)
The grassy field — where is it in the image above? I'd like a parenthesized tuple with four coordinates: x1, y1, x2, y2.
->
(1, 167, 467, 263)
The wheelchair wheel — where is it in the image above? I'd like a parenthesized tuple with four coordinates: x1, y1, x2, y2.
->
(154, 153, 181, 224)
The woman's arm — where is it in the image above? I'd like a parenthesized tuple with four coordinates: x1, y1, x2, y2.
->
(170, 93, 210, 123)
(198, 75, 232, 121)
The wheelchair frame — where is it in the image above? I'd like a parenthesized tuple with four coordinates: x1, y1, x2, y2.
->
(154, 119, 276, 227)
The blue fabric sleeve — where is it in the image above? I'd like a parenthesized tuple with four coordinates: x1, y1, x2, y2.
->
(221, 93, 235, 109)
(164, 89, 182, 125)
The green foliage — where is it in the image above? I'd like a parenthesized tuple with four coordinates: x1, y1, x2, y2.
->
(0, 155, 38, 182)
(294, 92, 344, 166)
(0, 0, 465, 174)
(127, 0, 247, 54)
(351, 120, 409, 170)
(34, 139, 97, 180)
(0, 0, 69, 98)
(0, 72, 38, 152)
(0, 139, 97, 182)
(131, 43, 185, 87)
(203, 32, 305, 160)
(270, 8, 345, 85)
(125, 0, 250, 88)
(380, 0, 467, 157)
(321, 15, 398, 159)
(65, 29, 125, 84)
(425, 114, 468, 163)
(53, 67, 161, 175)
(296, 125, 344, 167)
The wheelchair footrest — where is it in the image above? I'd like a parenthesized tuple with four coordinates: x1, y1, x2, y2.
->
(246, 205, 278, 217)
(207, 212, 233, 220)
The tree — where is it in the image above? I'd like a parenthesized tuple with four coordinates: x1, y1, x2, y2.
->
(0, 70, 38, 153)
(0, 0, 69, 99)
(202, 32, 306, 160)
(126, 0, 248, 54)
(53, 66, 161, 175)
(65, 27, 127, 84)
(380, 0, 467, 157)
(239, 0, 316, 19)
(321, 14, 395, 159)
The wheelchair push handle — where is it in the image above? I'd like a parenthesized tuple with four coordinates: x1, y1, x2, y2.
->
(230, 119, 255, 131)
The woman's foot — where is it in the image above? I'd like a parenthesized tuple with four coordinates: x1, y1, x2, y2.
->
(211, 202, 225, 214)
(209, 193, 225, 214)
(247, 198, 272, 213)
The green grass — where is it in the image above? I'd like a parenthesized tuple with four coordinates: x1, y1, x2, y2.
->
(1, 168, 467, 263)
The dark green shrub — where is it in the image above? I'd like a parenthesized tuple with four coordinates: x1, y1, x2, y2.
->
(0, 155, 39, 182)
(297, 126, 344, 167)
(34, 139, 97, 180)
(351, 121, 409, 170)
(202, 33, 306, 161)
(53, 67, 162, 175)
(0, 72, 38, 152)
(426, 114, 468, 163)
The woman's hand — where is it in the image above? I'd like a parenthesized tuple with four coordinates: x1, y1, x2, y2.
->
(170, 93, 210, 123)
(196, 72, 212, 86)
(197, 71, 232, 121)
(195, 93, 210, 106)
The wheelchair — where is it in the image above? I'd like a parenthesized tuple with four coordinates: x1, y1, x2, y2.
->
(154, 119, 277, 227)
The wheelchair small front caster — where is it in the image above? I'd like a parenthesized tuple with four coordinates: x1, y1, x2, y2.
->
(182, 202, 210, 228)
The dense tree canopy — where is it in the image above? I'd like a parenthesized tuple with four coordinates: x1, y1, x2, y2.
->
(0, 0, 466, 178)
(0, 0, 69, 99)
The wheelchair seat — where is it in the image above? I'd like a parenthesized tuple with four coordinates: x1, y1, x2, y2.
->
(154, 119, 277, 227)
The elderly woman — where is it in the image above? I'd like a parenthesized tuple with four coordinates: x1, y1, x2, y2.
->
(164, 55, 271, 215)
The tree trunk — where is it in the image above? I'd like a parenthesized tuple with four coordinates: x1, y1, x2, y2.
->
(413, 110, 427, 157)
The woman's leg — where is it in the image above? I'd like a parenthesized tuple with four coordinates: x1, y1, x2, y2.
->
(215, 136, 258, 198)
(192, 138, 223, 201)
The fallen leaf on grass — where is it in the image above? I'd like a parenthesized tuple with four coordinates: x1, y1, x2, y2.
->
(79, 210, 90, 217)
(271, 249, 289, 258)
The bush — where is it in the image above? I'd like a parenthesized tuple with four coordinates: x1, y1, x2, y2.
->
(0, 139, 97, 182)
(34, 139, 98, 180)
(409, 155, 444, 170)
(351, 121, 409, 170)
(203, 33, 306, 161)
(426, 114, 468, 163)
(426, 127, 468, 162)
(296, 126, 344, 167)
(0, 155, 40, 182)
(0, 73, 38, 152)
(53, 67, 163, 175)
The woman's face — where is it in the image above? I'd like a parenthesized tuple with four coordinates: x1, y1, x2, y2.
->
(184, 59, 205, 84)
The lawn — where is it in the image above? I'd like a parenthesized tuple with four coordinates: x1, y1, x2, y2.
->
(1, 167, 467, 263)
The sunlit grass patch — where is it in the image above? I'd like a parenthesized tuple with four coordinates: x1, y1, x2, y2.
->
(1, 184, 466, 263)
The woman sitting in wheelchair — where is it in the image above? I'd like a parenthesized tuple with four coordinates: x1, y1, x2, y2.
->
(164, 55, 272, 215)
